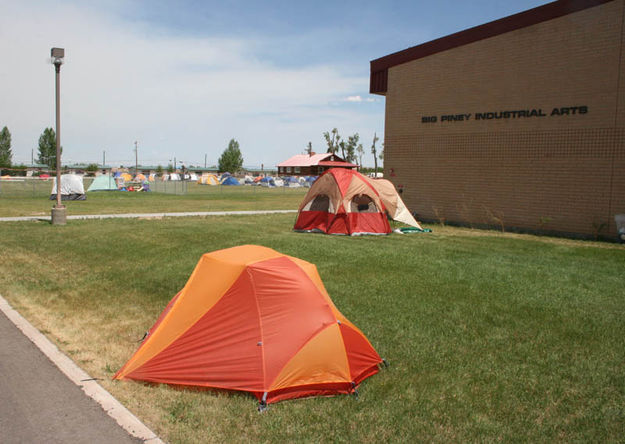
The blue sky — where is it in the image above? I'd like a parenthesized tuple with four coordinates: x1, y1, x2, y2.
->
(1, 0, 548, 168)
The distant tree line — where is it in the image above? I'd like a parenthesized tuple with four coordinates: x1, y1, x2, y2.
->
(314, 128, 384, 174)
(0, 126, 12, 168)
(0, 125, 65, 172)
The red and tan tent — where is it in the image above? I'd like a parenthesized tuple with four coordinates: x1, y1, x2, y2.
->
(368, 179, 423, 230)
(294, 168, 421, 235)
(114, 245, 382, 408)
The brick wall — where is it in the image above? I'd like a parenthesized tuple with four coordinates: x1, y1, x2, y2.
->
(384, 0, 625, 239)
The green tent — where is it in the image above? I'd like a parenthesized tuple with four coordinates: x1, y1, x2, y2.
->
(87, 175, 118, 192)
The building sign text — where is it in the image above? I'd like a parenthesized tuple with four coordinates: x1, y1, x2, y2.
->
(421, 106, 588, 123)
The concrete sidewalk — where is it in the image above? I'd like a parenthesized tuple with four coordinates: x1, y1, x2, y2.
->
(0, 296, 163, 444)
(0, 209, 297, 222)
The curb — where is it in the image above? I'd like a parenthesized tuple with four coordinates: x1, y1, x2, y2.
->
(0, 295, 164, 444)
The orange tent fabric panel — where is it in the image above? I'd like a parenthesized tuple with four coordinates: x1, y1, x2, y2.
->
(123, 270, 264, 390)
(269, 323, 350, 392)
(247, 257, 337, 388)
(339, 323, 383, 383)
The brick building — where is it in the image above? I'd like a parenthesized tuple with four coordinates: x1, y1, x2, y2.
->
(370, 0, 624, 240)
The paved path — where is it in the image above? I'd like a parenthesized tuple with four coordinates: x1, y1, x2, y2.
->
(0, 209, 297, 222)
(0, 296, 162, 444)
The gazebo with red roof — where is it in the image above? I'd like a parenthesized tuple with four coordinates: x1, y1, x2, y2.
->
(277, 153, 357, 176)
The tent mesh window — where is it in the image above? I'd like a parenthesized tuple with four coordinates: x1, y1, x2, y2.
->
(306, 194, 334, 212)
(350, 194, 377, 213)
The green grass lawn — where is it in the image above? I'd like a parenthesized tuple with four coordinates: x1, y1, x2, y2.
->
(0, 182, 307, 217)
(1, 213, 624, 443)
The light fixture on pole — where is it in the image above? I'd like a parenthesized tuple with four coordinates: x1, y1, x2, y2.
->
(51, 47, 66, 225)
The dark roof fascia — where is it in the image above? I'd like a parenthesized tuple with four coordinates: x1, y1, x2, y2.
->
(369, 0, 615, 94)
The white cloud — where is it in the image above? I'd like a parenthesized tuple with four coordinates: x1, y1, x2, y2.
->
(345, 95, 363, 102)
(344, 95, 378, 103)
(0, 1, 385, 167)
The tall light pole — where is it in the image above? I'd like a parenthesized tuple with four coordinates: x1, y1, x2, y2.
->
(134, 141, 138, 176)
(51, 47, 66, 225)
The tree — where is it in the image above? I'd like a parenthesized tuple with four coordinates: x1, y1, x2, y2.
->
(218, 139, 244, 173)
(306, 141, 313, 155)
(0, 126, 12, 168)
(371, 132, 380, 175)
(345, 133, 360, 164)
(323, 128, 341, 154)
(38, 128, 60, 169)
(356, 141, 365, 167)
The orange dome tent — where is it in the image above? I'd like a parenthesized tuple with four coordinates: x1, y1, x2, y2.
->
(114, 245, 382, 408)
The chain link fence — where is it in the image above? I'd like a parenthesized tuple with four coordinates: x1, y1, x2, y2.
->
(0, 177, 307, 198)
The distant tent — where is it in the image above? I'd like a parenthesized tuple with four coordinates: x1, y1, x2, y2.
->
(114, 245, 383, 407)
(134, 173, 146, 182)
(259, 177, 275, 187)
(121, 173, 132, 182)
(169, 173, 181, 181)
(198, 173, 219, 185)
(273, 178, 284, 187)
(285, 176, 300, 188)
(87, 175, 118, 192)
(244, 175, 255, 184)
(50, 174, 86, 201)
(189, 173, 198, 181)
(301, 176, 317, 188)
(221, 176, 241, 186)
(148, 173, 157, 182)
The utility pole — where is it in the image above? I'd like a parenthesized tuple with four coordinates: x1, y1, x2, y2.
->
(204, 153, 207, 168)
(50, 47, 66, 225)
(103, 150, 106, 168)
(134, 141, 138, 175)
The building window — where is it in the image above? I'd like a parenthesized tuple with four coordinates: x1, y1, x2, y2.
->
(294, 167, 300, 174)
(286, 167, 292, 173)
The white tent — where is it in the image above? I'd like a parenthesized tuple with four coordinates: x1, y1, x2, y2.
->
(50, 174, 86, 200)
